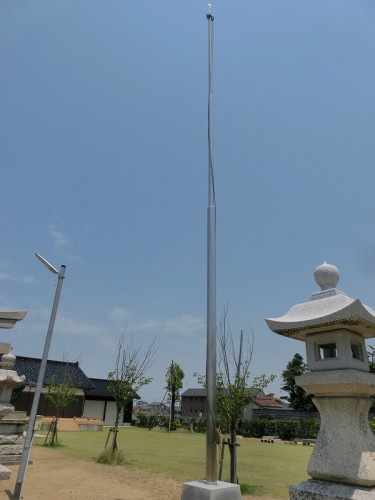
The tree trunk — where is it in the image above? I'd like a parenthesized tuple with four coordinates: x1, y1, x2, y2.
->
(108, 405, 121, 458)
(51, 418, 58, 445)
(171, 389, 176, 430)
(229, 425, 237, 484)
(218, 438, 226, 481)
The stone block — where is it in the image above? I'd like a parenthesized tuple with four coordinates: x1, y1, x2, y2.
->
(6, 411, 27, 421)
(0, 434, 23, 444)
(290, 480, 375, 499)
(181, 480, 241, 500)
(0, 464, 11, 480)
(0, 424, 25, 436)
(0, 343, 11, 355)
(0, 444, 24, 455)
(0, 454, 30, 465)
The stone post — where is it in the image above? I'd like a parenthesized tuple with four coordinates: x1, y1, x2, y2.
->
(0, 311, 27, 480)
(0, 346, 27, 469)
(266, 263, 375, 499)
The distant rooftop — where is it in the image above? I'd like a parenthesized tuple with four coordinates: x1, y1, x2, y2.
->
(181, 388, 206, 397)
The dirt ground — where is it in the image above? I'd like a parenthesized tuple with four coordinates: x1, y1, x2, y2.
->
(0, 446, 276, 500)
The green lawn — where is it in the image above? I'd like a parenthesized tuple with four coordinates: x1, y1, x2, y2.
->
(34, 428, 312, 499)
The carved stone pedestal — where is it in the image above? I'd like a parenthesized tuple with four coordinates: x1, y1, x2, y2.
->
(0, 411, 27, 465)
(297, 370, 375, 487)
(290, 480, 375, 500)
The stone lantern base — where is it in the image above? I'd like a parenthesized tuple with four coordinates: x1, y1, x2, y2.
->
(181, 480, 241, 499)
(290, 479, 375, 499)
(296, 370, 375, 487)
(0, 410, 27, 465)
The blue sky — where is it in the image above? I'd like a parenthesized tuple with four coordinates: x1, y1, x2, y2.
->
(2, 1, 375, 403)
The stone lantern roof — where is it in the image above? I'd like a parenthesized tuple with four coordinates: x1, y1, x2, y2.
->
(265, 262, 375, 341)
(0, 311, 27, 329)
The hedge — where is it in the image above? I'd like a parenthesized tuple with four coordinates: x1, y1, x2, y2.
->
(135, 412, 320, 440)
(236, 418, 320, 440)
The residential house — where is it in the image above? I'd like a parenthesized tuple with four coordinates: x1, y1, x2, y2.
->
(180, 388, 207, 418)
(82, 378, 139, 426)
(12, 356, 139, 425)
(243, 389, 283, 419)
(13, 356, 93, 418)
(181, 388, 283, 420)
(147, 402, 170, 416)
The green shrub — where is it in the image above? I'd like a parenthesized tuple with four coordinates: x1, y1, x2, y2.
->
(136, 412, 170, 430)
(96, 449, 126, 465)
(172, 418, 182, 430)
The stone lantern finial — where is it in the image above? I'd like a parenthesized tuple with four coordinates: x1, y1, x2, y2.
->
(314, 261, 339, 290)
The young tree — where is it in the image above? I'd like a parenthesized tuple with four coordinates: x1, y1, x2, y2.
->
(165, 360, 184, 431)
(216, 308, 275, 484)
(44, 363, 79, 445)
(106, 331, 158, 458)
(281, 353, 315, 411)
(195, 307, 276, 484)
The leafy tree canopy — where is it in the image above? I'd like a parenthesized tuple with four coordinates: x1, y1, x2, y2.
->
(165, 362, 184, 393)
(281, 353, 315, 411)
(165, 361, 184, 430)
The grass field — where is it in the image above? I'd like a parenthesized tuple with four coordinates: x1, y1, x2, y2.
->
(34, 427, 312, 499)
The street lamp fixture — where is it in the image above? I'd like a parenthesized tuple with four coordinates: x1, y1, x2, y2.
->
(14, 254, 66, 500)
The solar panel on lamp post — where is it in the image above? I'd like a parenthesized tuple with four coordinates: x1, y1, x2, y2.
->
(14, 254, 66, 500)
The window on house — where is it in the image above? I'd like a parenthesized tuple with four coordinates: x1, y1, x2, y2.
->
(351, 343, 363, 361)
(318, 343, 337, 359)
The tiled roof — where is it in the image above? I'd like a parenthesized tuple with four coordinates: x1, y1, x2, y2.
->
(252, 393, 283, 409)
(87, 378, 114, 400)
(87, 378, 140, 401)
(181, 388, 206, 397)
(14, 356, 94, 391)
(181, 387, 283, 409)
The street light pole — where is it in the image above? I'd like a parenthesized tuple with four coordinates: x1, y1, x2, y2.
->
(206, 2, 217, 485)
(14, 255, 66, 500)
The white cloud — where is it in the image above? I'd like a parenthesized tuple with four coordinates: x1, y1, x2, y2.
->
(50, 229, 70, 252)
(128, 320, 159, 333)
(108, 307, 130, 322)
(163, 315, 204, 336)
(20, 275, 37, 284)
(50, 313, 203, 345)
(0, 272, 36, 284)
(48, 226, 83, 263)
(55, 317, 107, 338)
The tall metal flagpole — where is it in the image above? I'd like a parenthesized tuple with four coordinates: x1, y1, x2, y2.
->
(206, 2, 217, 485)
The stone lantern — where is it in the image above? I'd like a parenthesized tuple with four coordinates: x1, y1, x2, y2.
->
(266, 262, 375, 499)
